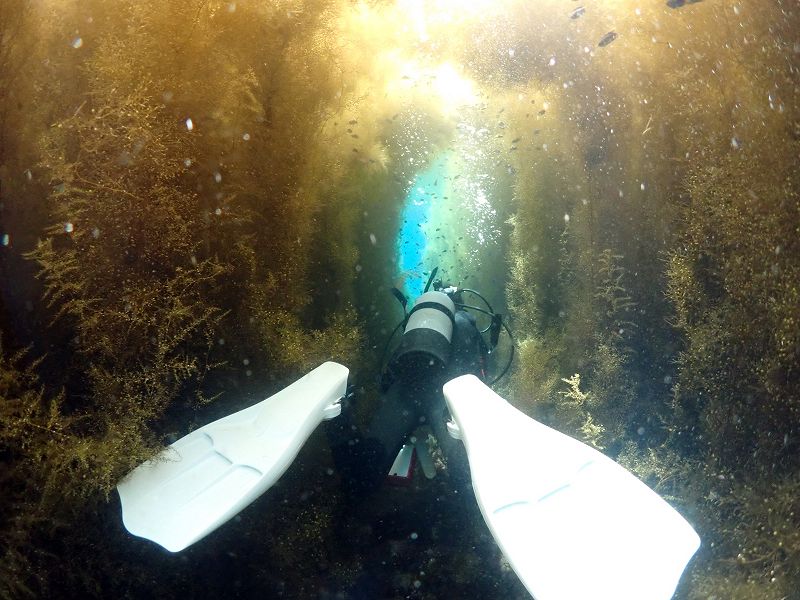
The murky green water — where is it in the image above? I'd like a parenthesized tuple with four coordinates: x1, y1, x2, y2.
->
(1, 0, 798, 598)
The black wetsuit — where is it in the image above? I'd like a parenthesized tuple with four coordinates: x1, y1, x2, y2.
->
(326, 309, 487, 498)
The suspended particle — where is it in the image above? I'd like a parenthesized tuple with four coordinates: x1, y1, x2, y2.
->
(242, 132, 251, 141)
(185, 118, 194, 131)
(215, 208, 222, 216)
(243, 358, 250, 366)
(71, 37, 83, 49)
(25, 169, 32, 181)
(214, 172, 222, 183)
(227, 2, 236, 12)
(731, 136, 741, 149)
(163, 90, 174, 103)
(64, 222, 74, 233)
(184, 158, 192, 167)
(1, 233, 9, 246)
(92, 227, 100, 238)
(564, 213, 570, 223)
(640, 182, 646, 191)
(508, 48, 516, 58)
(548, 56, 557, 66)
(369, 233, 377, 245)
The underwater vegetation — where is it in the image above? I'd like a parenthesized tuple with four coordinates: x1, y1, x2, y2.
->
(0, 0, 798, 597)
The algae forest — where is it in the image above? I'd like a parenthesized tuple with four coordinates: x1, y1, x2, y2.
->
(1, 0, 799, 598)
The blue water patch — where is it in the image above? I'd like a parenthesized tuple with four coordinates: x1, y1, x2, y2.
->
(396, 156, 449, 298)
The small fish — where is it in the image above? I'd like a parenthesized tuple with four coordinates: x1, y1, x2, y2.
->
(511, 137, 521, 144)
(570, 6, 585, 19)
(538, 109, 546, 115)
(667, 0, 702, 7)
(598, 31, 618, 47)
(348, 119, 358, 125)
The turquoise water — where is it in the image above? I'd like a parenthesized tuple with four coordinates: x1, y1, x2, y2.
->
(395, 155, 449, 298)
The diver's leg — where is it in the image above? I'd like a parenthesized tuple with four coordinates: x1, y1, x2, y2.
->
(325, 382, 421, 498)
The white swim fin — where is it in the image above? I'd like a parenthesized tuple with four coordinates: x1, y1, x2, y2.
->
(443, 374, 700, 600)
(117, 361, 348, 552)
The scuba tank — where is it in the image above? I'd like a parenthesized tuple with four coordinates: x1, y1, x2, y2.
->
(387, 291, 455, 382)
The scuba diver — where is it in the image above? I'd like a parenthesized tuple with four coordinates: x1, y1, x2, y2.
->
(116, 267, 700, 600)
(325, 267, 511, 500)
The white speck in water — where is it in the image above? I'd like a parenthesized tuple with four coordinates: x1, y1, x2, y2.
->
(410, 532, 418, 540)
(71, 37, 83, 49)
(214, 172, 222, 183)
(215, 208, 222, 216)
(637, 426, 646, 436)
(242, 132, 250, 141)
(227, 2, 236, 12)
(664, 375, 673, 384)
(218, 338, 225, 346)
(369, 233, 377, 245)
(618, 189, 624, 198)
(92, 227, 100, 238)
(190, 255, 198, 266)
(1, 234, 9, 246)
(163, 91, 173, 103)
(185, 118, 194, 131)
(508, 48, 515, 58)
(246, 369, 252, 377)
(25, 169, 32, 181)
(731, 136, 741, 149)
(243, 358, 250, 366)
(355, 264, 362, 273)
(635, 7, 641, 15)
(583, 46, 590, 53)
(640, 182, 646, 191)
(413, 580, 422, 589)
(564, 213, 570, 223)
(548, 56, 556, 67)
(64, 222, 74, 233)
(326, 467, 334, 476)
(733, 4, 741, 15)
(184, 158, 192, 167)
